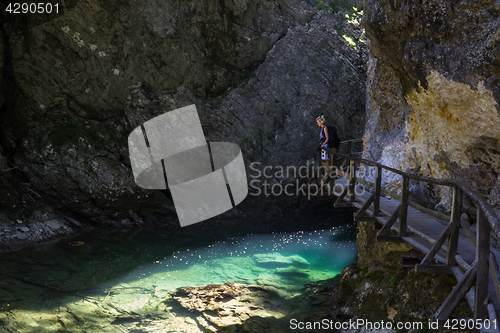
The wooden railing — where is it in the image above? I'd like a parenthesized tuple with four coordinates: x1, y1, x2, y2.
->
(318, 142, 500, 325)
(338, 138, 363, 156)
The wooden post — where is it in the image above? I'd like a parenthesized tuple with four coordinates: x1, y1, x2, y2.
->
(489, 253, 500, 309)
(347, 141, 352, 155)
(447, 186, 462, 266)
(329, 149, 336, 191)
(433, 260, 478, 320)
(475, 208, 490, 320)
(317, 148, 322, 179)
(349, 159, 356, 202)
(373, 166, 382, 217)
(399, 176, 409, 237)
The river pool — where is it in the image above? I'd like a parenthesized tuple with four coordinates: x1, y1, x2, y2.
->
(0, 216, 357, 332)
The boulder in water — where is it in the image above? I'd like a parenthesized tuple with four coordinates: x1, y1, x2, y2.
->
(274, 267, 310, 278)
(253, 253, 310, 268)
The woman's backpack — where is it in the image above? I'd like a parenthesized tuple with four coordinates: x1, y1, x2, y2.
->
(326, 124, 341, 148)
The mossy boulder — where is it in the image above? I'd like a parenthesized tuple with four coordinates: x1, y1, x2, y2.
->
(337, 221, 472, 322)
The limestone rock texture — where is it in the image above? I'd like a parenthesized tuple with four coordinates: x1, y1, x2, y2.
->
(0, 2, 367, 250)
(170, 279, 339, 332)
(362, 0, 500, 215)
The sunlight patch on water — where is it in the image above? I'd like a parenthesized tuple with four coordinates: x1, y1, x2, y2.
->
(0, 221, 357, 332)
(109, 227, 356, 294)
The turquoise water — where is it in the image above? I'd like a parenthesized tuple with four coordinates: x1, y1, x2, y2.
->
(120, 228, 356, 292)
(0, 217, 357, 332)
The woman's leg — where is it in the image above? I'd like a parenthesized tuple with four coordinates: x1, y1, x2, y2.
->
(320, 149, 330, 179)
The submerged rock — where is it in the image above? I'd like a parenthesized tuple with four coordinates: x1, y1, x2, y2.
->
(255, 273, 289, 291)
(172, 283, 290, 330)
(253, 252, 310, 268)
(274, 267, 310, 278)
(170, 277, 341, 332)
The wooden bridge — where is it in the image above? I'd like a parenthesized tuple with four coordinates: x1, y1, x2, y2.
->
(315, 139, 500, 332)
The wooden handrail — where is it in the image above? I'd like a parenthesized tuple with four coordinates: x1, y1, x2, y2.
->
(318, 138, 500, 324)
(354, 177, 452, 222)
(319, 145, 500, 240)
(458, 183, 500, 242)
(339, 138, 363, 145)
(323, 147, 456, 186)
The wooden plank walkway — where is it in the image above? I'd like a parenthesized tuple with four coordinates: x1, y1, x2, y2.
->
(315, 140, 500, 328)
(333, 175, 500, 321)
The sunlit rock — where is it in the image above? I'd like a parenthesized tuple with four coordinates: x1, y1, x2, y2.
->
(362, 0, 500, 216)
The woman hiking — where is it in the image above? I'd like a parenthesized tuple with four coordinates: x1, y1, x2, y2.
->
(316, 115, 340, 183)
(316, 115, 335, 167)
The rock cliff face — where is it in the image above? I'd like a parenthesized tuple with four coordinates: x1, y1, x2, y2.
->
(362, 0, 500, 215)
(0, 1, 367, 251)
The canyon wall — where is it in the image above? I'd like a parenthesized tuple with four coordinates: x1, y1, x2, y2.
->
(362, 0, 500, 216)
(336, 0, 500, 325)
(0, 1, 367, 251)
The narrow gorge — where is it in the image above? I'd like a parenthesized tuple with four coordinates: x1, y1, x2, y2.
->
(0, 0, 366, 251)
(0, 0, 499, 331)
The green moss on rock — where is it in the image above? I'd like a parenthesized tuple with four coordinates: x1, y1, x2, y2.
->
(337, 221, 472, 323)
